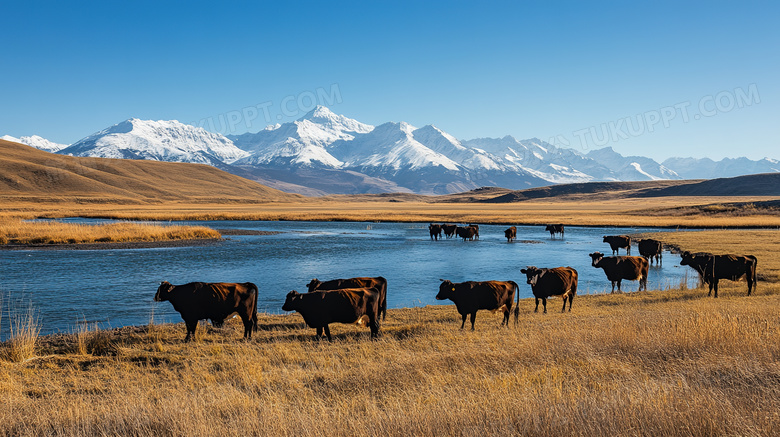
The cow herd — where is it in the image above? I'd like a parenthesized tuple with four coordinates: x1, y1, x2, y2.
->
(154, 225, 759, 342)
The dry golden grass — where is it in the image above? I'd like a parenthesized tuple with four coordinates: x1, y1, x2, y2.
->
(0, 219, 221, 245)
(3, 196, 780, 228)
(1, 285, 779, 436)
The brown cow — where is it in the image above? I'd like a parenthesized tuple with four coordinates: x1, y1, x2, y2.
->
(519, 266, 578, 314)
(442, 224, 457, 238)
(638, 239, 663, 265)
(306, 276, 388, 320)
(428, 223, 443, 241)
(603, 235, 631, 255)
(436, 279, 518, 330)
(154, 281, 258, 342)
(589, 252, 648, 292)
(456, 226, 477, 241)
(679, 251, 757, 297)
(468, 224, 480, 239)
(505, 226, 517, 242)
(282, 288, 380, 341)
(545, 224, 564, 238)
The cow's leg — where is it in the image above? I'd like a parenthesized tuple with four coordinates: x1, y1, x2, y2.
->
(184, 320, 198, 342)
(211, 319, 224, 328)
(616, 280, 623, 292)
(316, 326, 324, 340)
(747, 275, 754, 296)
(502, 308, 510, 326)
(240, 314, 252, 340)
(568, 294, 574, 312)
(324, 325, 333, 342)
(460, 313, 468, 329)
(542, 298, 547, 314)
(561, 297, 567, 313)
(627, 246, 631, 255)
(469, 312, 477, 330)
(534, 297, 540, 313)
(611, 281, 616, 293)
(713, 280, 719, 298)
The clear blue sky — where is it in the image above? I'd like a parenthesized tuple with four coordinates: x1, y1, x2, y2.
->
(1, 1, 777, 160)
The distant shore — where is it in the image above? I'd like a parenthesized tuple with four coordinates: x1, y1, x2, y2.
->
(0, 238, 225, 251)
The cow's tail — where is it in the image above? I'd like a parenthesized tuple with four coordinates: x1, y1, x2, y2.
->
(378, 276, 388, 321)
(748, 255, 758, 295)
(249, 282, 259, 332)
(512, 280, 520, 325)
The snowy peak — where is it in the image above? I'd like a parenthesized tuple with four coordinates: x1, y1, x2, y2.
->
(60, 118, 248, 165)
(1, 134, 68, 152)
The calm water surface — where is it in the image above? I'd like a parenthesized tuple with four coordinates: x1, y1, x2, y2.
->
(0, 220, 700, 337)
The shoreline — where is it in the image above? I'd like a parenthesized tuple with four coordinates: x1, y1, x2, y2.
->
(0, 237, 225, 251)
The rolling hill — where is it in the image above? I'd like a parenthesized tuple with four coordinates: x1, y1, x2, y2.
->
(0, 139, 299, 203)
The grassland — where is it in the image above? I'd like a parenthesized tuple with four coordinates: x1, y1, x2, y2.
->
(1, 282, 778, 436)
(0, 219, 221, 246)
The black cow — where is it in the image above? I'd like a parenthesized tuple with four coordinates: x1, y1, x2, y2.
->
(603, 235, 631, 255)
(436, 279, 518, 330)
(519, 266, 578, 314)
(306, 276, 388, 320)
(428, 223, 443, 241)
(589, 252, 648, 292)
(154, 281, 258, 342)
(282, 288, 380, 341)
(545, 224, 564, 238)
(505, 226, 517, 242)
(638, 239, 663, 265)
(679, 251, 757, 297)
(456, 226, 477, 241)
(442, 224, 457, 238)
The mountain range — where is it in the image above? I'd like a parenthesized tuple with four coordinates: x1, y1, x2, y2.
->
(6, 106, 779, 195)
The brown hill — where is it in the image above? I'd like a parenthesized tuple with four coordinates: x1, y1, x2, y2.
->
(477, 174, 780, 203)
(0, 139, 300, 203)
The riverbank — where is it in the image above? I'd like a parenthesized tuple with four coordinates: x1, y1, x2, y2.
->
(0, 219, 222, 247)
(2, 285, 778, 436)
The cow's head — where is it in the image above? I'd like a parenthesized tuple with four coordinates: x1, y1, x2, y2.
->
(520, 266, 543, 286)
(602, 236, 609, 242)
(589, 252, 604, 267)
(306, 279, 321, 293)
(436, 279, 455, 300)
(154, 281, 175, 302)
(545, 225, 553, 231)
(281, 290, 301, 312)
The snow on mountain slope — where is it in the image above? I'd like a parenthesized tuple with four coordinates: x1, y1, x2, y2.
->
(230, 106, 373, 167)
(59, 119, 248, 165)
(663, 156, 780, 179)
(1, 134, 68, 152)
(330, 122, 460, 171)
(586, 147, 680, 181)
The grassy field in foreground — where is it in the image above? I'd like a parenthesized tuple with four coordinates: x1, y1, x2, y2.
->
(1, 283, 779, 436)
(0, 219, 221, 245)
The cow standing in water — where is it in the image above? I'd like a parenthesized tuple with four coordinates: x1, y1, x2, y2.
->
(154, 281, 258, 342)
(589, 252, 648, 292)
(638, 239, 663, 265)
(428, 224, 442, 241)
(442, 224, 457, 239)
(545, 224, 564, 238)
(505, 226, 517, 242)
(603, 235, 631, 255)
(436, 279, 519, 330)
(456, 226, 477, 241)
(679, 251, 757, 297)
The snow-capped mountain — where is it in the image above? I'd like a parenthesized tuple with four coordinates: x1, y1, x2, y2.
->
(229, 106, 373, 167)
(662, 156, 780, 179)
(1, 134, 68, 152)
(59, 118, 248, 166)
(9, 107, 778, 195)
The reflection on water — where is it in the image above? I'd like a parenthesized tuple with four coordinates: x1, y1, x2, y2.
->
(0, 220, 700, 337)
